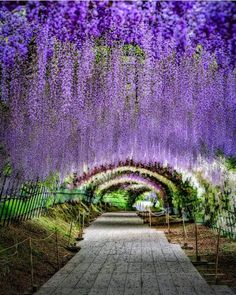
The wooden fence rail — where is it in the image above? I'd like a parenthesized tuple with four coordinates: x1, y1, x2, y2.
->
(0, 174, 54, 226)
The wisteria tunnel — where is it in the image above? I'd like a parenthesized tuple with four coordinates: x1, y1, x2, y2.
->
(0, 1, 236, 295)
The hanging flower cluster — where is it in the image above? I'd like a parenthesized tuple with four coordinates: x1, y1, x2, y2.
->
(1, 1, 235, 65)
(0, 1, 235, 182)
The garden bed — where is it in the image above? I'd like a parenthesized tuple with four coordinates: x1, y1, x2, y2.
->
(158, 223, 236, 288)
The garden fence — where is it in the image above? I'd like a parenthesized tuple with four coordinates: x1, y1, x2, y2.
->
(0, 173, 235, 240)
(0, 173, 88, 226)
(0, 173, 52, 226)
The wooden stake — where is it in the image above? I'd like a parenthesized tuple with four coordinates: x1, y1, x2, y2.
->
(78, 211, 82, 237)
(167, 206, 170, 234)
(68, 220, 73, 246)
(215, 227, 221, 284)
(149, 211, 152, 227)
(182, 209, 187, 240)
(29, 237, 34, 289)
(55, 229, 60, 270)
(88, 211, 91, 224)
(14, 238, 18, 258)
(195, 221, 200, 261)
(82, 212, 85, 230)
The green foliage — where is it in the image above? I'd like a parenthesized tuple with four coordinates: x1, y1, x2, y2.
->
(122, 44, 145, 59)
(152, 199, 164, 211)
(83, 182, 96, 203)
(43, 172, 60, 191)
(62, 174, 74, 187)
(216, 150, 236, 171)
(102, 189, 131, 210)
(172, 180, 201, 220)
(225, 156, 236, 171)
(196, 173, 233, 226)
(52, 187, 86, 204)
(94, 43, 145, 65)
(94, 45, 110, 63)
(2, 162, 12, 177)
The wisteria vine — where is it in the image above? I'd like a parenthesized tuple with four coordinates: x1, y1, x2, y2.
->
(0, 1, 235, 184)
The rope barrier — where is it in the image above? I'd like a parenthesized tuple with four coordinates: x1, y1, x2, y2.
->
(145, 209, 166, 227)
(149, 210, 165, 217)
(0, 208, 98, 291)
(0, 237, 30, 254)
(0, 250, 18, 258)
(0, 231, 56, 255)
(0, 230, 60, 290)
(31, 232, 55, 242)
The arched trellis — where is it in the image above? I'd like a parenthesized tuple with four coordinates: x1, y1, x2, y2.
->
(100, 183, 152, 197)
(76, 164, 184, 207)
(96, 174, 165, 200)
(79, 165, 178, 195)
(96, 176, 164, 209)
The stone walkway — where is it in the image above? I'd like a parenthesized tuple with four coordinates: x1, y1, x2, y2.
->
(36, 212, 234, 295)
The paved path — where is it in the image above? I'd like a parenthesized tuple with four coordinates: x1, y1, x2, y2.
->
(36, 212, 234, 295)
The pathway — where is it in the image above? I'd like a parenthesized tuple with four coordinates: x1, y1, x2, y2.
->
(36, 212, 234, 295)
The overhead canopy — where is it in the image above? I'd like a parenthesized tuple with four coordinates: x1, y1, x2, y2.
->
(0, 1, 235, 184)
